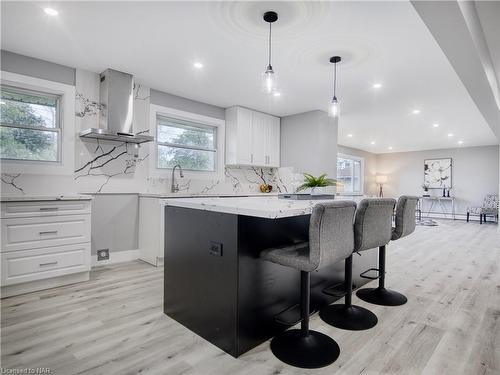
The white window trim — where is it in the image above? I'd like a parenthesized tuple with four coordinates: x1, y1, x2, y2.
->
(0, 71, 75, 175)
(337, 153, 365, 196)
(149, 104, 225, 180)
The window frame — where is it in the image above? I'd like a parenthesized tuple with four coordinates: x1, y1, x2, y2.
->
(149, 104, 225, 179)
(1, 84, 62, 163)
(337, 153, 365, 196)
(0, 71, 75, 175)
(156, 115, 218, 172)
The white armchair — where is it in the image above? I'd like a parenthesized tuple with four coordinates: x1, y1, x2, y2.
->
(467, 194, 498, 224)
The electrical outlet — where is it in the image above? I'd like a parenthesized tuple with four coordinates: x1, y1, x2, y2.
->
(97, 248, 109, 261)
(209, 242, 222, 256)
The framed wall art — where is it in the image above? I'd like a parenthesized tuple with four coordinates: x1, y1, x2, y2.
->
(424, 158, 452, 188)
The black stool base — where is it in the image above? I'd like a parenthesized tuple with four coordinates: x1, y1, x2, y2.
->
(319, 305, 378, 331)
(356, 287, 408, 306)
(270, 329, 340, 369)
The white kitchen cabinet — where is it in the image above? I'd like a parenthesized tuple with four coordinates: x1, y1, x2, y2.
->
(266, 115, 280, 167)
(138, 197, 164, 266)
(1, 215, 91, 252)
(225, 106, 280, 167)
(0, 198, 92, 298)
(1, 243, 91, 286)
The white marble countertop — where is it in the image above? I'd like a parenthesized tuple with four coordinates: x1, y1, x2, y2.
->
(163, 196, 358, 219)
(140, 192, 279, 199)
(1, 195, 93, 202)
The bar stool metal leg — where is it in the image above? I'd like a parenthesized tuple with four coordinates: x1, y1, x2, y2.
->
(356, 246, 408, 306)
(319, 255, 378, 330)
(270, 271, 340, 369)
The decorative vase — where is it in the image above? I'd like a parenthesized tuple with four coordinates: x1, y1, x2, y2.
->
(310, 186, 333, 195)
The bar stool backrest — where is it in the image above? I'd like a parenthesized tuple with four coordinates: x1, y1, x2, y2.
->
(392, 196, 420, 240)
(354, 198, 396, 252)
(309, 201, 357, 270)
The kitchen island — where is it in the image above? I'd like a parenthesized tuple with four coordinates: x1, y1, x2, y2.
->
(164, 196, 377, 357)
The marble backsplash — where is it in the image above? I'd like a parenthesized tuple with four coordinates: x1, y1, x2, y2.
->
(1, 164, 295, 196)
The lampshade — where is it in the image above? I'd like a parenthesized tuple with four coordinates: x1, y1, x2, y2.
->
(376, 175, 388, 184)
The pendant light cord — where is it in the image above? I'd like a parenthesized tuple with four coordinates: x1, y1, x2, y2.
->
(333, 62, 337, 97)
(268, 22, 272, 67)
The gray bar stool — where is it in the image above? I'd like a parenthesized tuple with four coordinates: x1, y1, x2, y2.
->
(356, 196, 418, 306)
(320, 199, 394, 329)
(260, 201, 357, 369)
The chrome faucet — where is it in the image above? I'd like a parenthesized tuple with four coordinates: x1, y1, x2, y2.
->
(171, 164, 184, 193)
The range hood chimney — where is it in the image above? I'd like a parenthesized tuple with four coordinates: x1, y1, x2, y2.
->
(79, 69, 154, 144)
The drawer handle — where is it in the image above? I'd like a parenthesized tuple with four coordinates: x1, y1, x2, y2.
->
(39, 231, 58, 235)
(40, 207, 59, 211)
(39, 261, 58, 267)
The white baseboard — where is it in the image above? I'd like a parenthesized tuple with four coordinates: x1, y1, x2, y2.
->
(91, 249, 140, 266)
(421, 212, 498, 222)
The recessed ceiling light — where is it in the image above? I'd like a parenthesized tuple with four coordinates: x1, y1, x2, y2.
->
(447, 133, 454, 137)
(347, 134, 353, 138)
(44, 8, 58, 16)
(373, 83, 382, 89)
(388, 146, 393, 150)
(193, 62, 203, 69)
(458, 140, 464, 145)
(370, 141, 376, 145)
(433, 123, 439, 128)
(412, 109, 421, 115)
(273, 91, 281, 97)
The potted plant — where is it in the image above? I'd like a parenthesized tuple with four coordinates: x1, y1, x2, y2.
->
(297, 173, 337, 195)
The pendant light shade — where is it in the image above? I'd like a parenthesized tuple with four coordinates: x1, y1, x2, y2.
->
(329, 96, 339, 118)
(262, 11, 278, 94)
(328, 56, 341, 118)
(262, 65, 276, 94)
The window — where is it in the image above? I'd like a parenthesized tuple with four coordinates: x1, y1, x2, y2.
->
(0, 86, 60, 162)
(337, 154, 364, 194)
(156, 115, 217, 171)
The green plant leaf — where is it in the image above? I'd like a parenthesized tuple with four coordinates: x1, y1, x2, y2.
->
(299, 173, 337, 189)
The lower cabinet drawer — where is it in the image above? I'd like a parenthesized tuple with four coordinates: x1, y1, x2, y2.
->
(1, 200, 91, 219)
(1, 214, 91, 252)
(1, 243, 91, 286)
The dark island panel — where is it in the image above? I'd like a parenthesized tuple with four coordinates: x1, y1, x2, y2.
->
(164, 206, 378, 357)
(164, 206, 239, 356)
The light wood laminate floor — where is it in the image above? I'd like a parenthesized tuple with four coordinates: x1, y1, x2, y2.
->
(1, 220, 499, 375)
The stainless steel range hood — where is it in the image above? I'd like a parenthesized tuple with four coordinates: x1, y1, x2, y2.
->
(79, 69, 154, 144)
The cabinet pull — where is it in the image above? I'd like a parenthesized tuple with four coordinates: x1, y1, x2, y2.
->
(251, 154, 253, 163)
(39, 230, 58, 235)
(39, 261, 58, 267)
(40, 207, 59, 211)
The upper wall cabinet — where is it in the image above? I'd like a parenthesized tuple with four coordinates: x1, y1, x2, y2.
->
(225, 106, 280, 168)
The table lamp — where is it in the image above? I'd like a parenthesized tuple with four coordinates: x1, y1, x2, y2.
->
(375, 175, 388, 197)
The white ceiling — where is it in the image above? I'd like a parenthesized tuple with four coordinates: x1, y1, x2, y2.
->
(1, 1, 498, 153)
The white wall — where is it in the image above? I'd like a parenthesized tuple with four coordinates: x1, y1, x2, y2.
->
(281, 110, 338, 179)
(337, 145, 378, 196)
(376, 145, 499, 216)
(91, 194, 139, 256)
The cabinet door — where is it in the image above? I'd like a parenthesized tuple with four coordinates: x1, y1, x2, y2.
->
(251, 112, 267, 166)
(236, 108, 253, 165)
(266, 115, 280, 167)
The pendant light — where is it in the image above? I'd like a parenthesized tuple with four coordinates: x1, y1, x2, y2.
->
(262, 11, 278, 94)
(329, 56, 341, 118)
